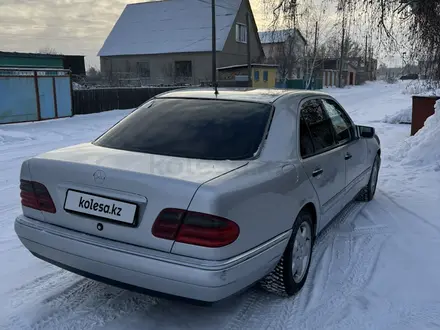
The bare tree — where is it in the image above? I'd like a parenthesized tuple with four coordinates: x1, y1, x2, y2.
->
(262, 0, 338, 86)
(37, 47, 61, 55)
(263, 0, 440, 81)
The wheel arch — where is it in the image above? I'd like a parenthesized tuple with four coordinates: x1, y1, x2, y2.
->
(299, 202, 318, 238)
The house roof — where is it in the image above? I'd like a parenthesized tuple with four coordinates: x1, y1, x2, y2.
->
(0, 51, 84, 59)
(258, 29, 307, 46)
(98, 0, 243, 57)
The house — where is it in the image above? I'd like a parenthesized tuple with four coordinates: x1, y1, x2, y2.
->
(258, 29, 307, 80)
(217, 63, 278, 88)
(343, 56, 377, 83)
(313, 58, 357, 87)
(0, 51, 85, 76)
(98, 0, 265, 86)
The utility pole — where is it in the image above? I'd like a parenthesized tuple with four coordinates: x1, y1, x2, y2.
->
(212, 0, 218, 92)
(246, 12, 251, 87)
(308, 21, 318, 89)
(338, 0, 346, 88)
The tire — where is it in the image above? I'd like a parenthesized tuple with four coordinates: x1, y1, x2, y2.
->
(260, 209, 314, 297)
(356, 153, 381, 202)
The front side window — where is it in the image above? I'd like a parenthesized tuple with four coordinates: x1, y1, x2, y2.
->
(94, 98, 273, 160)
(300, 99, 336, 154)
(321, 98, 354, 143)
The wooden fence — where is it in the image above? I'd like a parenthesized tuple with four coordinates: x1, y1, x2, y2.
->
(72, 87, 182, 115)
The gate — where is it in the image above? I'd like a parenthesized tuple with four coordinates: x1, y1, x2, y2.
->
(0, 68, 72, 124)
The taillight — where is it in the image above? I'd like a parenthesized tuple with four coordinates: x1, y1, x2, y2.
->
(152, 208, 240, 248)
(151, 208, 185, 240)
(20, 180, 56, 213)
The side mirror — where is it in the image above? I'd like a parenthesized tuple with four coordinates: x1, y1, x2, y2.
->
(358, 125, 375, 138)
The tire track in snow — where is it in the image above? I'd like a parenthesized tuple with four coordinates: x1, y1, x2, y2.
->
(5, 270, 79, 310)
(289, 233, 390, 329)
(8, 279, 118, 330)
(379, 189, 440, 234)
(221, 289, 266, 330)
(220, 201, 389, 330)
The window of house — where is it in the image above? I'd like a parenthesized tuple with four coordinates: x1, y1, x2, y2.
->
(175, 61, 192, 78)
(254, 70, 260, 81)
(136, 62, 150, 78)
(236, 23, 247, 43)
(263, 71, 268, 81)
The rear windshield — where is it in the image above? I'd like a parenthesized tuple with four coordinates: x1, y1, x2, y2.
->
(94, 98, 273, 160)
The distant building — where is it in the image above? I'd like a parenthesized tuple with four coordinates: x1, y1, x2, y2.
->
(258, 29, 307, 80)
(217, 63, 278, 88)
(0, 51, 85, 76)
(98, 0, 265, 86)
(314, 58, 357, 87)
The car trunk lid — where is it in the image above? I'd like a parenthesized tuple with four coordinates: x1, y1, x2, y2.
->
(25, 143, 247, 252)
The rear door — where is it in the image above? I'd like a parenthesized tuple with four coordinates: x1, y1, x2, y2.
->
(320, 97, 369, 198)
(299, 99, 347, 225)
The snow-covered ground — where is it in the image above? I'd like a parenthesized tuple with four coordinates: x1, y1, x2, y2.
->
(1, 81, 440, 330)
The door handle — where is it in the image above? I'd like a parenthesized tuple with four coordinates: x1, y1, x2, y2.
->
(312, 168, 323, 177)
(345, 152, 352, 160)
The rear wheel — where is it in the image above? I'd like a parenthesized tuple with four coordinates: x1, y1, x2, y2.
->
(356, 153, 381, 202)
(260, 209, 314, 296)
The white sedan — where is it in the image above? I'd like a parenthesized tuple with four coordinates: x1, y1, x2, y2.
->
(15, 88, 381, 303)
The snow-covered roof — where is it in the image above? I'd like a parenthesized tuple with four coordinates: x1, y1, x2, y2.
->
(98, 0, 243, 57)
(217, 63, 279, 70)
(259, 29, 307, 45)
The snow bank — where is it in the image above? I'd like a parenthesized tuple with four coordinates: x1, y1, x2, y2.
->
(382, 106, 412, 124)
(390, 100, 440, 170)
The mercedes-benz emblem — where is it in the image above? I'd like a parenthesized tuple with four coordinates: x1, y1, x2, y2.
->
(93, 170, 106, 184)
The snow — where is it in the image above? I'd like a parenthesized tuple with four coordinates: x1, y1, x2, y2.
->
(390, 100, 440, 170)
(97, 0, 241, 56)
(382, 106, 412, 124)
(1, 81, 440, 329)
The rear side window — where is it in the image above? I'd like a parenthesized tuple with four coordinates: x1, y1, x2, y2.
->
(300, 99, 335, 154)
(94, 98, 273, 160)
(299, 116, 315, 158)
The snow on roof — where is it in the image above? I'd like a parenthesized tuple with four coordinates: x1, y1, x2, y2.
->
(259, 29, 307, 45)
(217, 63, 279, 70)
(98, 0, 242, 57)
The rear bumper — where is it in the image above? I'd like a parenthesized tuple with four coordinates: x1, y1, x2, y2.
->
(15, 215, 290, 302)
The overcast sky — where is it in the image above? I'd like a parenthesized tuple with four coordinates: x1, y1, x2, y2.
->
(0, 0, 401, 69)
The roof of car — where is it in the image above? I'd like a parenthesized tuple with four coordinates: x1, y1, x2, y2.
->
(155, 88, 330, 104)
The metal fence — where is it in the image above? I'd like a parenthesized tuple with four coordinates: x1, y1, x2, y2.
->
(72, 86, 183, 115)
(0, 68, 72, 124)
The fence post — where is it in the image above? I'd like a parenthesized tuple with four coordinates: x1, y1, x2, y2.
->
(33, 71, 41, 121)
(69, 71, 74, 117)
(52, 77, 59, 118)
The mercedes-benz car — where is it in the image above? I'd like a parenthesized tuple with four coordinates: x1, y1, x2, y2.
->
(14, 88, 381, 303)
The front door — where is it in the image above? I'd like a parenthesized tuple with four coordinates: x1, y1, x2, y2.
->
(299, 99, 347, 227)
(321, 98, 369, 200)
